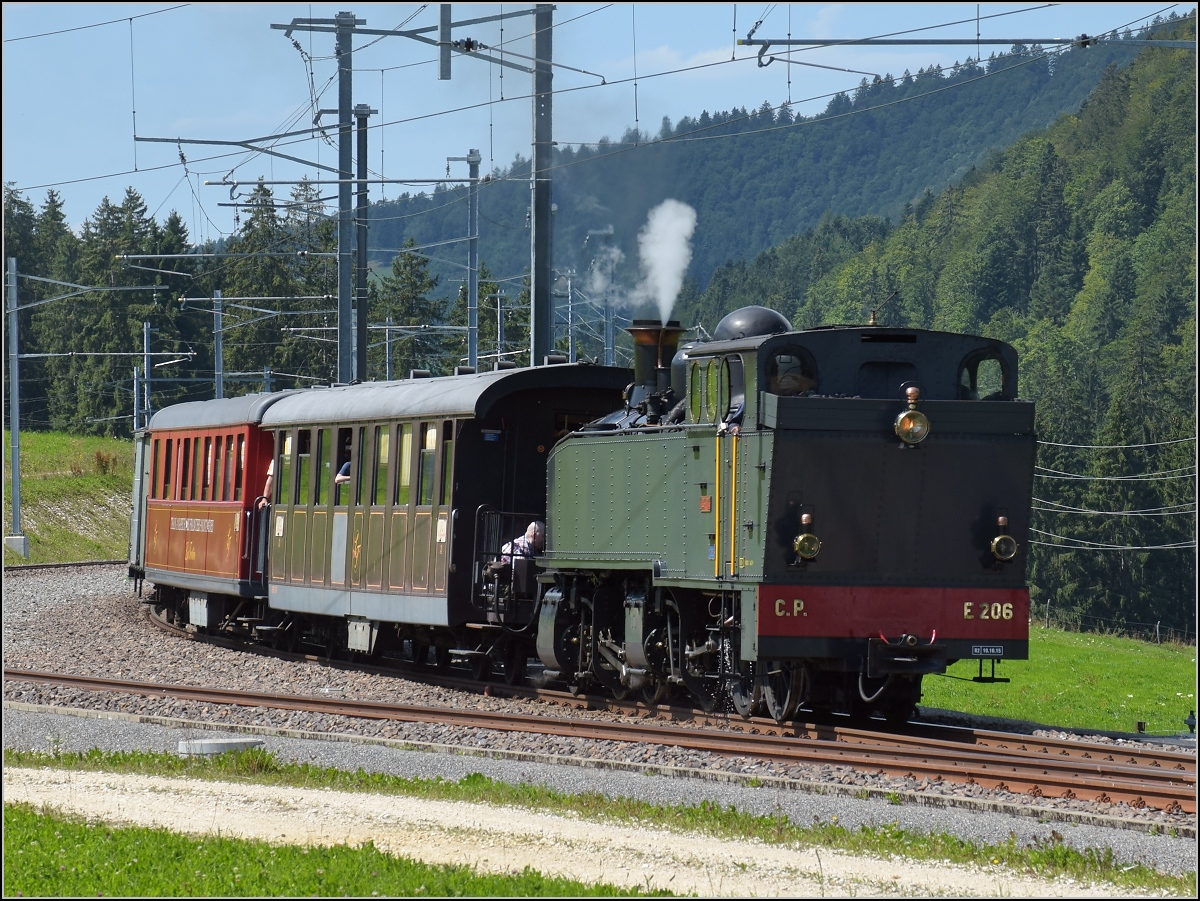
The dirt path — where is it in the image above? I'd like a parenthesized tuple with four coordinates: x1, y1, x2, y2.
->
(4, 767, 1135, 897)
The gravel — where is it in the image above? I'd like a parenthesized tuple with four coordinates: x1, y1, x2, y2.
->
(3, 563, 1197, 879)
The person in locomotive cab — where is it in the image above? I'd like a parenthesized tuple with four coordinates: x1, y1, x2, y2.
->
(500, 520, 544, 562)
(717, 400, 744, 436)
(489, 520, 545, 593)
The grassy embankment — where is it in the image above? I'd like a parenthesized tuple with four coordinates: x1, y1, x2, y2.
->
(3, 430, 134, 565)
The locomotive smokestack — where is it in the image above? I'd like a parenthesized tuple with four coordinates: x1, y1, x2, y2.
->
(626, 320, 684, 391)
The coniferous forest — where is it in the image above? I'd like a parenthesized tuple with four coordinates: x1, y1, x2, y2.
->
(3, 15, 1195, 637)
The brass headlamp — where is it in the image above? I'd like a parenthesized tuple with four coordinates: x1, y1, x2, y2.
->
(793, 512, 821, 560)
(991, 515, 1018, 561)
(894, 386, 931, 445)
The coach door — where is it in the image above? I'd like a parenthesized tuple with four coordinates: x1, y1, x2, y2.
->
(330, 426, 357, 589)
(411, 420, 454, 592)
(349, 423, 388, 595)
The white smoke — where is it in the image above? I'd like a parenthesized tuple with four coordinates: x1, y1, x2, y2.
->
(634, 199, 697, 324)
(585, 243, 625, 298)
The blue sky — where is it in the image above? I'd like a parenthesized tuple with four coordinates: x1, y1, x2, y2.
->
(3, 2, 1188, 242)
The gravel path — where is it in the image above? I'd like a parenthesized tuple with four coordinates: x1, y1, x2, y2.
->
(3, 563, 1196, 893)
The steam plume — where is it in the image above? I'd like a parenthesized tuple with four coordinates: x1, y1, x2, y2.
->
(634, 199, 697, 324)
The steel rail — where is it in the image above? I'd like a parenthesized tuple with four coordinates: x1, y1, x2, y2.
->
(6, 667, 1193, 815)
(138, 603, 1196, 812)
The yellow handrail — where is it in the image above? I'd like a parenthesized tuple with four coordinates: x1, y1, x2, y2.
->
(729, 433, 738, 576)
(714, 436, 721, 577)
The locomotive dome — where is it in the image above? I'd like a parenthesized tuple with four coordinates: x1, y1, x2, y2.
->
(713, 305, 792, 341)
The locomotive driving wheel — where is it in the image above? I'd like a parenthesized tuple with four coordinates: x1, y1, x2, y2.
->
(728, 659, 761, 719)
(556, 593, 594, 696)
(761, 661, 807, 724)
(641, 678, 669, 706)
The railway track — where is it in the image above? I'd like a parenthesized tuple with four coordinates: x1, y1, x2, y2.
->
(7, 663, 1195, 817)
(134, 602, 1198, 814)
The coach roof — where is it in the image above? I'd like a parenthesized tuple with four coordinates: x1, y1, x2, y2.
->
(260, 364, 631, 428)
(146, 390, 303, 431)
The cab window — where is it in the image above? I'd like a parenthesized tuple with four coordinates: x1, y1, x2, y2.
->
(704, 360, 720, 422)
(767, 346, 818, 395)
(958, 350, 1008, 400)
(688, 361, 704, 422)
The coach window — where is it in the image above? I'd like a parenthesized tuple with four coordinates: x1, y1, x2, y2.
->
(440, 421, 454, 505)
(222, 434, 234, 501)
(314, 428, 329, 505)
(234, 434, 245, 502)
(191, 437, 203, 501)
(279, 433, 294, 508)
(213, 436, 223, 501)
(354, 425, 367, 506)
(178, 438, 191, 500)
(417, 423, 437, 506)
(198, 436, 206, 500)
(207, 437, 215, 499)
(150, 436, 162, 501)
(395, 423, 413, 506)
(373, 425, 390, 507)
(334, 427, 353, 505)
(159, 440, 171, 499)
(295, 430, 312, 506)
(164, 439, 175, 499)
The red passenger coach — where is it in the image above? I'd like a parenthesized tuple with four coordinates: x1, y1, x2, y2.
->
(130, 393, 294, 599)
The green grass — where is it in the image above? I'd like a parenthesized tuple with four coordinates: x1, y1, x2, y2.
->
(4, 748, 1195, 897)
(3, 801, 661, 898)
(921, 626, 1197, 736)
(3, 430, 135, 566)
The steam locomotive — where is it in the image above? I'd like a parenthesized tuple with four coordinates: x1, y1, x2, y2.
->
(128, 305, 1036, 724)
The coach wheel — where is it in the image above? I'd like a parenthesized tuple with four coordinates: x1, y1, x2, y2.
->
(471, 653, 493, 682)
(434, 645, 451, 671)
(502, 638, 528, 686)
(411, 640, 431, 667)
(762, 661, 806, 724)
(729, 660, 761, 719)
(321, 630, 342, 661)
(271, 624, 298, 654)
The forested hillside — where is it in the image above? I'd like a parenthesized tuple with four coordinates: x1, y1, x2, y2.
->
(2, 15, 1193, 635)
(368, 26, 1151, 298)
